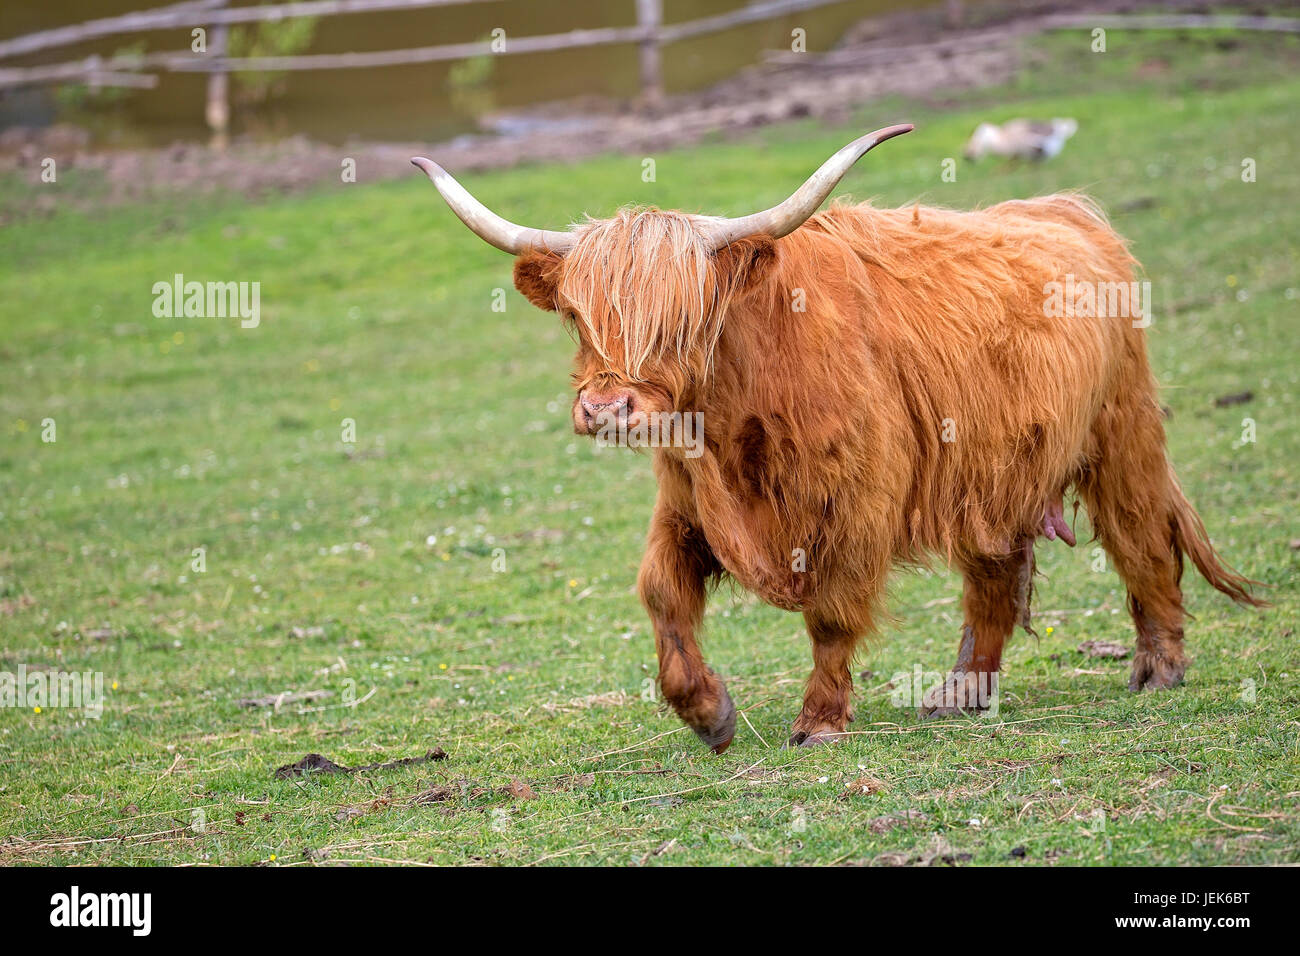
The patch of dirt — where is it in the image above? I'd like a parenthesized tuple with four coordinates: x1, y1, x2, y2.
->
(274, 753, 347, 778)
(408, 784, 456, 805)
(840, 775, 889, 799)
(408, 778, 489, 807)
(866, 809, 930, 834)
(872, 834, 971, 866)
(273, 746, 448, 780)
(1077, 640, 1131, 659)
(505, 779, 537, 801)
(238, 688, 334, 708)
(1214, 391, 1254, 407)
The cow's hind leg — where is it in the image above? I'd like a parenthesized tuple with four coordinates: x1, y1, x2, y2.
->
(921, 539, 1033, 718)
(1077, 403, 1189, 691)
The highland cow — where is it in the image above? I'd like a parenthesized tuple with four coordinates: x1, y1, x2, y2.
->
(413, 124, 1262, 753)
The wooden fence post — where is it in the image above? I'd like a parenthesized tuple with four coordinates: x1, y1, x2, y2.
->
(635, 0, 663, 109)
(204, 0, 230, 147)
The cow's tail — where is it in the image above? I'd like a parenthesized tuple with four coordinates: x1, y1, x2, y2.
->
(1168, 466, 1268, 607)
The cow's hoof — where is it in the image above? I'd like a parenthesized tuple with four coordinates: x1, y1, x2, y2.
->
(1128, 652, 1186, 692)
(919, 704, 983, 719)
(688, 685, 736, 755)
(784, 724, 847, 748)
(919, 670, 993, 719)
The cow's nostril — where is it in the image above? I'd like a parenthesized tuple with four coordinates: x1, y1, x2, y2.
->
(579, 390, 635, 433)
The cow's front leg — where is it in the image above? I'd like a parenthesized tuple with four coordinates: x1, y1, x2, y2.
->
(639, 510, 733, 754)
(788, 609, 868, 747)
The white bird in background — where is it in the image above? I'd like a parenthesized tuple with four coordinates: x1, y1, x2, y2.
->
(964, 118, 1079, 161)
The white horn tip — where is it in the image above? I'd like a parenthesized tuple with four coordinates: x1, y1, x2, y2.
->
(875, 123, 915, 142)
(410, 156, 440, 179)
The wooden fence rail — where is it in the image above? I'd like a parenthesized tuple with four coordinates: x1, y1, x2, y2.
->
(0, 0, 499, 60)
(2, 1, 1296, 141)
(0, 0, 855, 123)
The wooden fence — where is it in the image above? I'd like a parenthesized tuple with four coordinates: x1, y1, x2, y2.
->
(1, 0, 1296, 140)
(0, 0, 858, 130)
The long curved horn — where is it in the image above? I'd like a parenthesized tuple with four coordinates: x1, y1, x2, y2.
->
(410, 157, 577, 255)
(699, 123, 913, 249)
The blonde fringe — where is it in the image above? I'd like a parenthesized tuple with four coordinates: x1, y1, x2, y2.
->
(561, 208, 732, 381)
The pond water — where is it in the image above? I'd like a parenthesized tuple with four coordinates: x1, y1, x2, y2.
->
(0, 0, 942, 148)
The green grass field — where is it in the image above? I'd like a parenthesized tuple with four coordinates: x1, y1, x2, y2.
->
(1, 27, 1297, 866)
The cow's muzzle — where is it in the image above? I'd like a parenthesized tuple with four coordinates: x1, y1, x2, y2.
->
(576, 388, 635, 435)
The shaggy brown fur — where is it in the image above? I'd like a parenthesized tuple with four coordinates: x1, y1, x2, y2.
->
(512, 194, 1263, 751)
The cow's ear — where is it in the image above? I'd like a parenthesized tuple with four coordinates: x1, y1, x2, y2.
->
(513, 250, 564, 312)
(714, 236, 778, 297)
